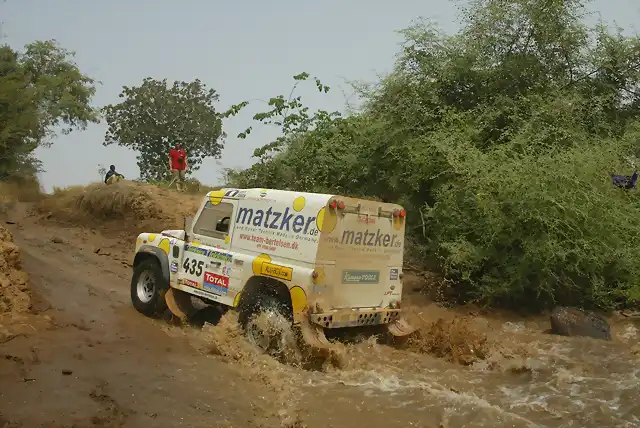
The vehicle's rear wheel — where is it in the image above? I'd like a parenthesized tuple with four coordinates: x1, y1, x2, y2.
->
(131, 258, 169, 317)
(242, 294, 292, 356)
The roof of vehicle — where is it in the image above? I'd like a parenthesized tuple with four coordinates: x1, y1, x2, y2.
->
(205, 188, 334, 201)
(203, 188, 403, 210)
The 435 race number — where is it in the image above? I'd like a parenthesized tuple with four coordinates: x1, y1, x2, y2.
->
(182, 257, 204, 276)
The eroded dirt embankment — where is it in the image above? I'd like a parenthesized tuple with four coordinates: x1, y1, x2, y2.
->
(0, 225, 30, 315)
(0, 224, 32, 347)
(37, 181, 202, 234)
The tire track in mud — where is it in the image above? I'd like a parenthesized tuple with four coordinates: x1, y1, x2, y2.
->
(3, 210, 640, 428)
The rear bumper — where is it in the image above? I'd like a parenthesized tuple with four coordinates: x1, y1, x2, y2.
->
(309, 308, 401, 329)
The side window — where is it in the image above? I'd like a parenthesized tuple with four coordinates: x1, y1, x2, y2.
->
(193, 202, 233, 240)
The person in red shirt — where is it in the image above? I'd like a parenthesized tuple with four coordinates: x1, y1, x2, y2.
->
(168, 143, 188, 192)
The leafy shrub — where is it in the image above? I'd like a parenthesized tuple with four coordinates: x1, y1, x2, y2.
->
(424, 133, 640, 309)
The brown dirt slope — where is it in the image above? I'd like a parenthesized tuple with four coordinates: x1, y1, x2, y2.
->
(37, 180, 203, 234)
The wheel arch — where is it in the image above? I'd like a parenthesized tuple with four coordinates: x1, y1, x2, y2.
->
(133, 245, 170, 283)
(237, 275, 293, 321)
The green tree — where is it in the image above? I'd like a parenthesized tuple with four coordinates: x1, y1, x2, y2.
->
(0, 40, 99, 180)
(226, 72, 342, 189)
(103, 78, 227, 181)
(0, 45, 39, 179)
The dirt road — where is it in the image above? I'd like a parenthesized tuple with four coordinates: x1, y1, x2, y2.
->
(0, 206, 280, 427)
(1, 201, 640, 428)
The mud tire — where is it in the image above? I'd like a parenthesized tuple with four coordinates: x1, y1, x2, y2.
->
(131, 258, 169, 318)
(242, 293, 290, 355)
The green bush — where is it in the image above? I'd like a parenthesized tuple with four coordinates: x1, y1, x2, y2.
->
(228, 0, 640, 310)
(424, 132, 640, 309)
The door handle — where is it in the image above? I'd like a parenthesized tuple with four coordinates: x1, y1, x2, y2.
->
(210, 262, 221, 267)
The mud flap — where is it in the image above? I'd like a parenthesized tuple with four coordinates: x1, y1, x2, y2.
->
(387, 316, 416, 337)
(296, 320, 344, 368)
(385, 317, 417, 347)
(165, 288, 198, 320)
(298, 320, 334, 349)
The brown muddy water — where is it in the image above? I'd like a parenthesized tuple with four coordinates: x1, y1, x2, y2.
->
(163, 302, 640, 428)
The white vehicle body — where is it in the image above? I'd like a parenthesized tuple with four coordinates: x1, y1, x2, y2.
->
(131, 188, 410, 344)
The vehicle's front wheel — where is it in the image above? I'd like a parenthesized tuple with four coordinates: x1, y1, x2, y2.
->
(130, 258, 169, 318)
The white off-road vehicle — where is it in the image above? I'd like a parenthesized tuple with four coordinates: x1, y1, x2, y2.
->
(129, 188, 414, 353)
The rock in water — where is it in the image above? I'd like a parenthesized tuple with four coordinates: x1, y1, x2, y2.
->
(549, 307, 611, 341)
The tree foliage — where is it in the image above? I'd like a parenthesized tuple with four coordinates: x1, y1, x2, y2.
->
(229, 0, 640, 310)
(0, 40, 99, 180)
(225, 72, 343, 188)
(103, 78, 227, 181)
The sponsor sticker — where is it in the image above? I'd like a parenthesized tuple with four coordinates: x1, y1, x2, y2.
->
(203, 271, 229, 295)
(390, 268, 399, 280)
(342, 270, 380, 284)
(170, 261, 179, 273)
(260, 262, 293, 281)
(185, 245, 232, 262)
(179, 278, 200, 289)
(186, 285, 221, 301)
(235, 206, 318, 236)
(335, 229, 401, 249)
(223, 189, 247, 198)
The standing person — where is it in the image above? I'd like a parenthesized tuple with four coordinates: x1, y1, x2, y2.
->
(168, 142, 188, 192)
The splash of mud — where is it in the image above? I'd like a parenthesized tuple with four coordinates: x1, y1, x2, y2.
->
(406, 316, 490, 365)
(162, 301, 640, 427)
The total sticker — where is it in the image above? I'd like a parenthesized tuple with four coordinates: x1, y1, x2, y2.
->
(170, 261, 179, 273)
(203, 271, 229, 295)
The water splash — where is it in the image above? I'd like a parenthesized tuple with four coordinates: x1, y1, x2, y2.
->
(160, 303, 640, 428)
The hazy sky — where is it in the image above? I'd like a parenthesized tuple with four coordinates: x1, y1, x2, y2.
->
(3, 0, 638, 192)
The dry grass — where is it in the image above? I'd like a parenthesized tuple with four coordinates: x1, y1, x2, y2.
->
(0, 177, 43, 217)
(38, 180, 203, 234)
(0, 177, 43, 202)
